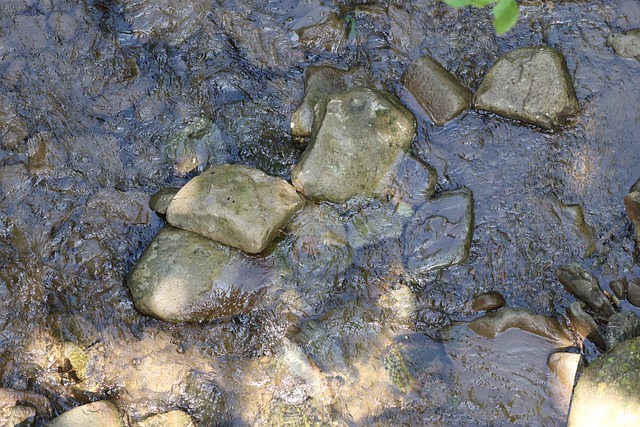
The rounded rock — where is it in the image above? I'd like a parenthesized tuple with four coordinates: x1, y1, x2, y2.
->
(609, 279, 627, 300)
(471, 291, 506, 312)
(627, 278, 640, 308)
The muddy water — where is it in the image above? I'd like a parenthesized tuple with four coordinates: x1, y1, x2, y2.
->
(1, 0, 639, 425)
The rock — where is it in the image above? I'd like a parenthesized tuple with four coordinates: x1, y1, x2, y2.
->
(162, 117, 224, 174)
(291, 87, 416, 204)
(403, 188, 474, 275)
(0, 388, 52, 422)
(566, 301, 605, 350)
(181, 370, 229, 426)
(148, 188, 179, 215)
(292, 320, 351, 377)
(127, 226, 275, 323)
(46, 401, 125, 427)
(568, 336, 640, 426)
(345, 199, 413, 250)
(133, 411, 194, 427)
(609, 279, 628, 300)
(387, 154, 437, 207)
(468, 308, 572, 345)
(290, 66, 348, 138)
(556, 263, 615, 318)
(606, 29, 640, 60)
(85, 188, 151, 225)
(7, 405, 35, 427)
(547, 350, 584, 388)
(402, 54, 473, 125)
(166, 164, 304, 254)
(624, 180, 640, 246)
(627, 279, 640, 307)
(471, 292, 506, 312)
(295, 12, 347, 54)
(474, 47, 579, 129)
(383, 344, 412, 393)
(606, 312, 640, 351)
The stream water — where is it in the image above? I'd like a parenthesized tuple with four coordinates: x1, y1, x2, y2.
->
(1, 0, 639, 425)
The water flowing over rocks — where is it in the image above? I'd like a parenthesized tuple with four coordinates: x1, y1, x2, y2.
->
(402, 54, 473, 126)
(624, 177, 640, 248)
(468, 308, 572, 345)
(46, 401, 125, 427)
(556, 263, 615, 318)
(607, 29, 640, 61)
(568, 336, 640, 427)
(291, 87, 416, 203)
(166, 164, 304, 254)
(403, 188, 474, 276)
(290, 65, 349, 138)
(474, 47, 580, 129)
(161, 117, 225, 174)
(127, 226, 276, 323)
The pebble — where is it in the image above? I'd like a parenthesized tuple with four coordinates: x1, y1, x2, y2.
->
(471, 291, 506, 312)
(609, 279, 627, 300)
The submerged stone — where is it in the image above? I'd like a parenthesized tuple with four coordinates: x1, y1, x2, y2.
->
(566, 301, 605, 350)
(403, 188, 474, 275)
(609, 279, 628, 300)
(468, 308, 572, 345)
(291, 87, 416, 203)
(474, 47, 579, 129)
(166, 164, 304, 254)
(387, 154, 437, 207)
(127, 226, 275, 323)
(47, 401, 125, 427)
(624, 178, 640, 247)
(606, 29, 640, 60)
(162, 117, 224, 174)
(402, 54, 472, 125)
(556, 263, 614, 318)
(290, 65, 349, 138)
(568, 336, 640, 427)
(148, 188, 179, 215)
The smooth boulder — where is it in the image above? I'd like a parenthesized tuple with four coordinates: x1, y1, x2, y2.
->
(127, 226, 275, 323)
(402, 54, 472, 125)
(568, 336, 640, 427)
(474, 47, 579, 129)
(46, 401, 125, 427)
(291, 87, 416, 203)
(166, 164, 304, 254)
(403, 188, 474, 274)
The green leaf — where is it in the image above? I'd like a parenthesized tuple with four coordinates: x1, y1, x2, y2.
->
(469, 0, 494, 7)
(442, 0, 474, 8)
(492, 0, 519, 35)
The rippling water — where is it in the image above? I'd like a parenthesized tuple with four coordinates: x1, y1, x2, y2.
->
(1, 0, 639, 425)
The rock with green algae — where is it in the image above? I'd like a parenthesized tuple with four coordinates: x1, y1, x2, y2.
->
(568, 336, 640, 427)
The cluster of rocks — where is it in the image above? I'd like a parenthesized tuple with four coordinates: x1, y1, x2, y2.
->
(607, 28, 640, 62)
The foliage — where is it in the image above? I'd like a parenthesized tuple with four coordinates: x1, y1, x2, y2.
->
(442, 0, 520, 35)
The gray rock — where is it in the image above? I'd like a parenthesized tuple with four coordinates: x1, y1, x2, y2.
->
(127, 226, 275, 323)
(402, 54, 472, 126)
(471, 292, 506, 312)
(624, 183, 640, 247)
(149, 188, 179, 215)
(609, 279, 628, 300)
(403, 188, 474, 275)
(345, 199, 413, 250)
(627, 278, 640, 307)
(291, 87, 416, 204)
(568, 336, 640, 426)
(474, 47, 579, 129)
(468, 308, 572, 345)
(547, 351, 584, 388)
(295, 12, 347, 54)
(167, 164, 304, 254)
(566, 301, 605, 350)
(133, 411, 194, 427)
(162, 117, 224, 174)
(387, 154, 437, 207)
(606, 29, 640, 60)
(556, 263, 614, 318)
(606, 312, 640, 351)
(46, 401, 125, 427)
(290, 66, 348, 138)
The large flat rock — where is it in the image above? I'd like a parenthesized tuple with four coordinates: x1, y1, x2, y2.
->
(127, 226, 275, 323)
(474, 47, 579, 129)
(291, 87, 416, 203)
(166, 164, 304, 254)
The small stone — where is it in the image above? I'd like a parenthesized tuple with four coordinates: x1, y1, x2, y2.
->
(547, 351, 584, 388)
(606, 29, 640, 60)
(606, 312, 640, 351)
(149, 188, 179, 215)
(471, 292, 506, 312)
(167, 164, 304, 254)
(627, 278, 640, 308)
(566, 301, 605, 350)
(556, 263, 614, 318)
(402, 54, 473, 126)
(474, 47, 579, 129)
(47, 401, 125, 427)
(609, 279, 628, 300)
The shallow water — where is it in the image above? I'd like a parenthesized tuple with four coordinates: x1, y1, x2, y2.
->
(1, 0, 639, 425)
